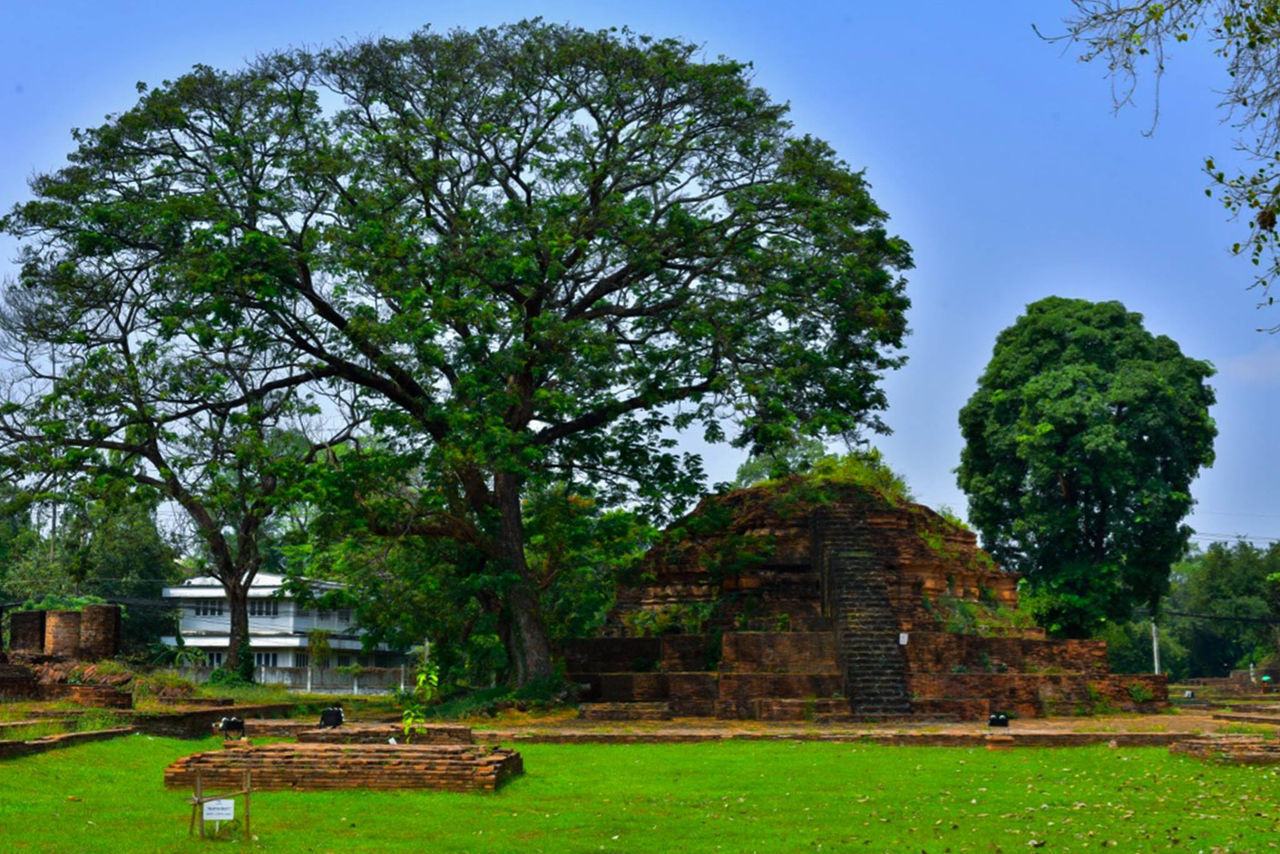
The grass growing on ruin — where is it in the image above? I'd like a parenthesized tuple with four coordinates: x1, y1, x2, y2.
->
(2, 736, 1279, 852)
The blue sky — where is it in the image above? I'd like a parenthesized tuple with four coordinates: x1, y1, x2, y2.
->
(2, 1, 1276, 545)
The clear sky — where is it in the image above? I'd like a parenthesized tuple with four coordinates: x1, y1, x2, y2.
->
(2, 1, 1276, 546)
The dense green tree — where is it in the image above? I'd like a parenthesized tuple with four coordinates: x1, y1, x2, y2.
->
(1168, 541, 1280, 675)
(732, 436, 828, 488)
(2, 21, 912, 682)
(957, 297, 1216, 636)
(0, 264, 356, 671)
(1053, 2, 1280, 322)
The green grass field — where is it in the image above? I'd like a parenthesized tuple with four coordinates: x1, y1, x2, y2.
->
(1, 735, 1276, 852)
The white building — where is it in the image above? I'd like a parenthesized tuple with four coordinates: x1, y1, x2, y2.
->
(161, 573, 399, 670)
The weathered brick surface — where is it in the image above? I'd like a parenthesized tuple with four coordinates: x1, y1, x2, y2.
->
(78, 605, 121, 661)
(9, 612, 45, 654)
(1171, 736, 1280, 765)
(716, 674, 843, 720)
(568, 479, 1166, 720)
(596, 672, 667, 702)
(563, 637, 660, 673)
(163, 743, 523, 791)
(666, 673, 718, 716)
(660, 635, 714, 671)
(0, 727, 135, 761)
(39, 685, 133, 708)
(43, 611, 81, 658)
(297, 723, 473, 744)
(0, 662, 38, 699)
(720, 632, 837, 673)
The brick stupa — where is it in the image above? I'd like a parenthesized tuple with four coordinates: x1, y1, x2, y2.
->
(567, 477, 1166, 721)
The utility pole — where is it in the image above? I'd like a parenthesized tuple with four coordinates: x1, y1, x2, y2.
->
(1151, 620, 1161, 676)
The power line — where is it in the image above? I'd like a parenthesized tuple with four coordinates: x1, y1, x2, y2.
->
(1163, 609, 1280, 625)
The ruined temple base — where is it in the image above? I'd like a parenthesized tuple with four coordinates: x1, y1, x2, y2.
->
(163, 743, 523, 792)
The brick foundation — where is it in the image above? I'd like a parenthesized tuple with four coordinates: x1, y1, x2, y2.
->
(163, 743, 524, 792)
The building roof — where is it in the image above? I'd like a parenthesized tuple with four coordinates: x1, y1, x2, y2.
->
(161, 572, 344, 599)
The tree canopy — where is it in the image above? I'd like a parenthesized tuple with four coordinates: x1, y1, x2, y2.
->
(1054, 1, 1280, 326)
(957, 296, 1216, 636)
(1, 21, 912, 682)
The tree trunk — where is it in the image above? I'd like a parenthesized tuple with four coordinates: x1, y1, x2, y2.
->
(507, 583, 551, 684)
(493, 473, 554, 685)
(225, 583, 250, 673)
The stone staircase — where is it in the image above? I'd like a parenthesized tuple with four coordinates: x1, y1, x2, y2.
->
(815, 508, 912, 717)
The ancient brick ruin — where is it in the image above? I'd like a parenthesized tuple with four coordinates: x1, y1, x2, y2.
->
(164, 743, 524, 792)
(5, 606, 121, 660)
(1, 605, 124, 702)
(567, 478, 1167, 721)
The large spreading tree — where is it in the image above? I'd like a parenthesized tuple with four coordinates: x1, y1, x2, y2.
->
(957, 297, 1216, 636)
(2, 21, 912, 683)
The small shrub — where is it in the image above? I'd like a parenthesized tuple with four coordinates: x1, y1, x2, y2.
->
(1126, 682, 1156, 705)
(206, 668, 253, 689)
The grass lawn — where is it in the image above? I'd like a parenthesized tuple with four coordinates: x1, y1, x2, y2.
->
(1, 735, 1277, 852)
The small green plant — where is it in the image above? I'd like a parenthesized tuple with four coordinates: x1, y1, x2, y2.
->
(206, 668, 253, 689)
(402, 659, 443, 738)
(774, 613, 791, 632)
(1126, 682, 1156, 705)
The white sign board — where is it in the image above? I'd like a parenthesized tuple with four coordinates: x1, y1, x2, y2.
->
(898, 632, 909, 646)
(203, 800, 235, 821)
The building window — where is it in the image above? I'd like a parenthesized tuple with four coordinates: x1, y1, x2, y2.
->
(192, 599, 224, 617)
(294, 652, 309, 669)
(254, 652, 278, 668)
(208, 652, 223, 667)
(336, 655, 350, 667)
(337, 608, 352, 624)
(248, 599, 279, 618)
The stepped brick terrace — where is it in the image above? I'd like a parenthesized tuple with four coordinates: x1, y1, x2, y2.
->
(567, 477, 1166, 721)
(163, 743, 523, 792)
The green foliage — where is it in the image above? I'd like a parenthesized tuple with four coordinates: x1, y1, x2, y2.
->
(622, 602, 715, 637)
(1097, 615, 1189, 679)
(958, 297, 1216, 637)
(235, 639, 255, 683)
(1127, 682, 1156, 704)
(131, 669, 196, 703)
(307, 629, 332, 669)
(206, 667, 252, 689)
(733, 436, 828, 487)
(807, 448, 915, 505)
(18, 593, 107, 611)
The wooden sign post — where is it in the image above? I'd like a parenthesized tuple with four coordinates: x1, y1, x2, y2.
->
(186, 770, 252, 840)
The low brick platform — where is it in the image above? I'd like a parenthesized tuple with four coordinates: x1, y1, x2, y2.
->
(297, 723, 474, 744)
(0, 727, 136, 761)
(132, 703, 296, 738)
(579, 702, 672, 721)
(163, 743, 523, 792)
(1211, 711, 1280, 726)
(1171, 736, 1280, 765)
(476, 726, 1187, 747)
